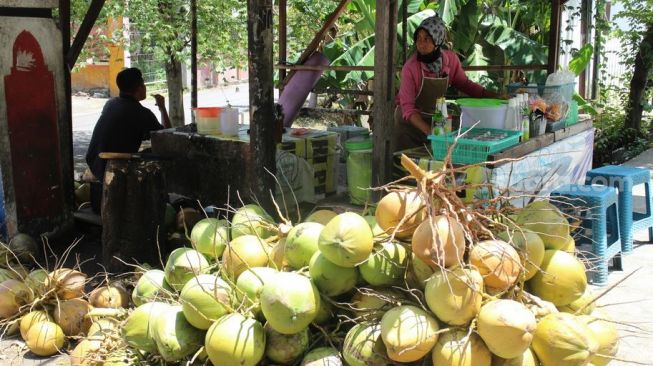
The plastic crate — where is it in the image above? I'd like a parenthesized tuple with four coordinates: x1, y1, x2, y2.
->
(507, 82, 576, 103)
(428, 128, 522, 165)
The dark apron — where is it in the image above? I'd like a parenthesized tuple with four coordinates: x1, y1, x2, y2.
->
(394, 75, 449, 152)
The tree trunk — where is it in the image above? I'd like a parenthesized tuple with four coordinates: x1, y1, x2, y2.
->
(625, 22, 653, 132)
(165, 57, 185, 127)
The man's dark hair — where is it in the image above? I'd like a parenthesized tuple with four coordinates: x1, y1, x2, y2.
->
(116, 67, 144, 93)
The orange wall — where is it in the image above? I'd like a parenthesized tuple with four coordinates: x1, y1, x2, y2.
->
(71, 64, 110, 92)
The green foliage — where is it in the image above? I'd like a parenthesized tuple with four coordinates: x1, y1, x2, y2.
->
(593, 109, 650, 167)
(568, 44, 593, 76)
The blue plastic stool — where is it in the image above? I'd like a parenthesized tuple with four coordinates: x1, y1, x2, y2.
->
(586, 165, 653, 254)
(551, 184, 623, 286)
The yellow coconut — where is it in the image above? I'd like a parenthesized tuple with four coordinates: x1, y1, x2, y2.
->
(516, 200, 570, 250)
(375, 191, 426, 240)
(406, 253, 434, 289)
(50, 268, 87, 300)
(477, 299, 537, 359)
(424, 266, 484, 326)
(88, 317, 120, 336)
(497, 228, 545, 281)
(0, 279, 34, 318)
(318, 212, 373, 268)
(470, 240, 521, 291)
(579, 310, 619, 366)
(532, 312, 599, 366)
(412, 215, 466, 269)
(491, 348, 539, 366)
(305, 209, 338, 225)
(380, 305, 439, 362)
(19, 310, 53, 340)
(350, 289, 403, 320)
(528, 250, 587, 306)
(432, 329, 491, 366)
(88, 285, 129, 308)
(53, 298, 93, 336)
(557, 287, 596, 315)
(222, 235, 270, 279)
(70, 333, 105, 366)
(25, 321, 65, 357)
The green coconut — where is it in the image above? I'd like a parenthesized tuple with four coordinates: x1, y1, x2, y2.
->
(260, 272, 320, 334)
(528, 250, 587, 306)
(492, 348, 539, 366)
(235, 267, 277, 317)
(123, 302, 171, 353)
(264, 323, 309, 364)
(313, 298, 334, 325)
(432, 329, 492, 366)
(532, 312, 599, 366)
(205, 313, 265, 366)
(7, 233, 38, 263)
(305, 209, 338, 225)
(350, 288, 402, 320)
(222, 235, 270, 279)
(0, 268, 17, 283)
(132, 269, 174, 306)
(318, 212, 373, 268)
(477, 299, 537, 359)
(180, 274, 232, 329)
(25, 269, 49, 296)
(498, 228, 546, 281)
(516, 200, 570, 250)
(231, 204, 275, 239)
(579, 310, 619, 366)
(152, 305, 205, 362)
(364, 215, 388, 238)
(284, 222, 324, 269)
(308, 251, 358, 297)
(0, 279, 34, 319)
(163, 248, 211, 291)
(343, 322, 390, 366)
(301, 347, 343, 366)
(557, 287, 596, 315)
(380, 305, 439, 363)
(359, 241, 407, 286)
(190, 218, 229, 259)
(425, 266, 484, 326)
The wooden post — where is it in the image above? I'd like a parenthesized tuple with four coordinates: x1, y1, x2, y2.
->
(60, 0, 73, 184)
(247, 0, 276, 213)
(101, 160, 167, 272)
(191, 0, 198, 118)
(372, 0, 398, 195)
(578, 0, 591, 98)
(547, 0, 562, 75)
(66, 0, 105, 69)
(279, 0, 287, 92)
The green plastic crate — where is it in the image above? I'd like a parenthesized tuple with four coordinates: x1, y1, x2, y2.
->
(428, 128, 522, 165)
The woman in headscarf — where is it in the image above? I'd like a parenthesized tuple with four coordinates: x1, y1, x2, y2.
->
(394, 15, 500, 151)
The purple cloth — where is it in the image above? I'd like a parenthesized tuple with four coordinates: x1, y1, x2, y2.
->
(279, 52, 330, 128)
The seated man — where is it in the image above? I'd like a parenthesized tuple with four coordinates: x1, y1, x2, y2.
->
(85, 67, 171, 213)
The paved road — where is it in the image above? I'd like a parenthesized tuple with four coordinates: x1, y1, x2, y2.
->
(71, 83, 252, 177)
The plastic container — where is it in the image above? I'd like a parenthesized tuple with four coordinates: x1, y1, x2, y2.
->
(193, 107, 222, 135)
(428, 128, 522, 165)
(507, 82, 576, 104)
(220, 107, 240, 137)
(457, 98, 509, 129)
(345, 138, 373, 205)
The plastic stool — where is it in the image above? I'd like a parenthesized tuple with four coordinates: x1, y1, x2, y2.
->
(586, 165, 653, 254)
(551, 184, 623, 286)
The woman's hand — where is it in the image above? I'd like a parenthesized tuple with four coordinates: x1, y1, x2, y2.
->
(408, 113, 432, 135)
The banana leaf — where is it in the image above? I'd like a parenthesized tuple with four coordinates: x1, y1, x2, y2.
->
(568, 44, 594, 76)
(450, 0, 481, 55)
(481, 17, 547, 66)
(438, 0, 471, 27)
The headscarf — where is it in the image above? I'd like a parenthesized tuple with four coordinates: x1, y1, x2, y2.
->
(414, 15, 447, 76)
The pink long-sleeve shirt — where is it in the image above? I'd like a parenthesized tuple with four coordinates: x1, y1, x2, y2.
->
(396, 51, 486, 121)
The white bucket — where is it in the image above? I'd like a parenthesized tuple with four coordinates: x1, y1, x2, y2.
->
(220, 108, 239, 137)
(460, 104, 508, 129)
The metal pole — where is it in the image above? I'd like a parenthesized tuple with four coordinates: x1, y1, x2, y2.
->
(191, 0, 198, 119)
(247, 0, 276, 212)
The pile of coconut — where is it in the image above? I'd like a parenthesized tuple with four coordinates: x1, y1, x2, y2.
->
(0, 155, 625, 366)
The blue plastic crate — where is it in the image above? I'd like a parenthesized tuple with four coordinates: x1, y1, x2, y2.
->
(428, 128, 522, 165)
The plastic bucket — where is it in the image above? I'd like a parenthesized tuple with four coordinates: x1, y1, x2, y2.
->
(458, 98, 508, 129)
(193, 107, 222, 135)
(345, 138, 373, 205)
(220, 108, 240, 137)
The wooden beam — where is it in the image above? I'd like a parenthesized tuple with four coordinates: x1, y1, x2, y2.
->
(372, 0, 398, 192)
(547, 0, 562, 75)
(67, 0, 105, 69)
(281, 0, 351, 87)
(247, 0, 276, 213)
(191, 0, 198, 115)
(279, 0, 287, 92)
(578, 0, 591, 98)
(60, 0, 74, 208)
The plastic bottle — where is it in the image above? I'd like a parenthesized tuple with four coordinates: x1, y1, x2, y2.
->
(504, 98, 519, 131)
(432, 98, 446, 135)
(521, 93, 530, 141)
